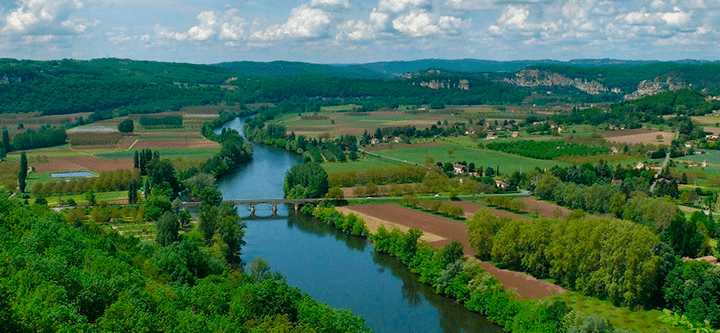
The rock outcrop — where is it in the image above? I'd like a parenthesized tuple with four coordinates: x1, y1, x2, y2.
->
(623, 77, 688, 100)
(503, 69, 613, 95)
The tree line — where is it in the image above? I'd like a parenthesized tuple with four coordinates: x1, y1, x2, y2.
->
(467, 207, 720, 328)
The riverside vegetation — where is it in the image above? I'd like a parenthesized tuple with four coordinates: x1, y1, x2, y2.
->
(306, 205, 647, 333)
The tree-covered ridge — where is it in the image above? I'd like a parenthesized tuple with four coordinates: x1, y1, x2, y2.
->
(528, 62, 720, 94)
(0, 58, 231, 115)
(215, 61, 387, 79)
(0, 192, 371, 332)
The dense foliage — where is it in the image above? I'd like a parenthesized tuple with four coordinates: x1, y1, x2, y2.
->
(31, 169, 141, 196)
(117, 119, 134, 133)
(0, 59, 228, 115)
(663, 261, 720, 327)
(486, 140, 610, 160)
(0, 191, 370, 332)
(283, 162, 329, 199)
(199, 128, 252, 179)
(11, 126, 67, 151)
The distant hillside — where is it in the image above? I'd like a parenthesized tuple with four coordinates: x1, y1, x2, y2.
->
(0, 58, 239, 115)
(215, 61, 388, 79)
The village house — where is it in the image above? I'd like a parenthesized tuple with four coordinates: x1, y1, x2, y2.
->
(511, 131, 520, 138)
(370, 138, 380, 145)
(494, 180, 508, 189)
(611, 179, 623, 186)
(453, 164, 468, 175)
(392, 136, 401, 143)
(610, 146, 619, 154)
(486, 133, 498, 140)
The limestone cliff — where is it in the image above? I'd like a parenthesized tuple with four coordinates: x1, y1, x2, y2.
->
(503, 69, 613, 95)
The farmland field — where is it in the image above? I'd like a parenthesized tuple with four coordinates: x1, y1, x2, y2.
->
(678, 151, 720, 165)
(321, 154, 406, 174)
(602, 129, 675, 146)
(96, 147, 218, 160)
(485, 140, 610, 160)
(368, 142, 567, 174)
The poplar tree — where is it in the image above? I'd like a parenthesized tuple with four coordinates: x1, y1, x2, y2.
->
(18, 152, 27, 193)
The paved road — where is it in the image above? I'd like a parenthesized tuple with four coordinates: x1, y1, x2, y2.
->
(649, 130, 678, 193)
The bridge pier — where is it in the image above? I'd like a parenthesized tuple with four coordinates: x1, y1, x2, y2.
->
(250, 204, 255, 216)
(272, 203, 277, 214)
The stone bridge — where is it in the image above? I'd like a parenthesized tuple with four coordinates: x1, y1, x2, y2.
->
(181, 198, 327, 217)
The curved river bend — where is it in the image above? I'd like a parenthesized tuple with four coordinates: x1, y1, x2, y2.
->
(216, 117, 502, 333)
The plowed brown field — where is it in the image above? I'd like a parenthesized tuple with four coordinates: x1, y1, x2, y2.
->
(342, 203, 565, 299)
(34, 156, 133, 173)
(519, 197, 571, 219)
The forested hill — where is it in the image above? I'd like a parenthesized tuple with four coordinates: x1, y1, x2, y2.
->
(215, 61, 387, 79)
(0, 58, 238, 115)
(3, 57, 720, 116)
(0, 58, 530, 115)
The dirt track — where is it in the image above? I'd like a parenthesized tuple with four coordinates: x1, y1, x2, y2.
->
(342, 204, 565, 299)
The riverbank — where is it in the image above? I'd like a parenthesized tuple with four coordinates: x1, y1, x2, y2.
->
(337, 203, 566, 300)
(307, 205, 573, 332)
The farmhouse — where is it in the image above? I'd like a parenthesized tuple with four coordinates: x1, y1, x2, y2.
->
(494, 180, 508, 189)
(453, 164, 468, 175)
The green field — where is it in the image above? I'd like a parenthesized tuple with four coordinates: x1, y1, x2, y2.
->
(678, 151, 720, 164)
(96, 148, 217, 159)
(369, 143, 567, 174)
(35, 191, 128, 207)
(560, 292, 684, 333)
(26, 170, 97, 185)
(322, 154, 406, 174)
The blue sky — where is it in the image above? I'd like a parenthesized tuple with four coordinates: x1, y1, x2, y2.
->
(1, 0, 719, 64)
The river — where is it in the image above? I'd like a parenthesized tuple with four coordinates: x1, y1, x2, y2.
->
(215, 117, 503, 333)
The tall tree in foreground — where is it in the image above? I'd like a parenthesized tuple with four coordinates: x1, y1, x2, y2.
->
(17, 152, 27, 193)
(156, 211, 179, 246)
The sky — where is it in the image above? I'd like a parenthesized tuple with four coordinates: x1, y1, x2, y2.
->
(0, 0, 719, 64)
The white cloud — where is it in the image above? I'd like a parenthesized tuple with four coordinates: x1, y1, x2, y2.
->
(155, 23, 188, 41)
(155, 10, 247, 42)
(336, 20, 376, 40)
(377, 0, 430, 13)
(370, 11, 390, 27)
(311, 0, 351, 8)
(498, 5, 530, 28)
(444, 0, 495, 10)
(252, 6, 332, 40)
(2, 0, 85, 34)
(392, 10, 463, 36)
(187, 11, 217, 41)
(673, 0, 720, 9)
(618, 6, 691, 26)
(219, 11, 247, 40)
